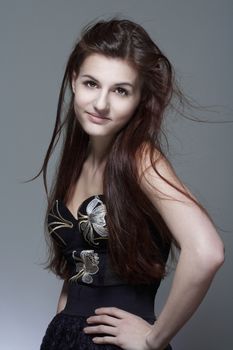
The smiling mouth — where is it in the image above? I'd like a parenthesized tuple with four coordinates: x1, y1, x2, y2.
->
(87, 112, 110, 120)
(86, 112, 110, 124)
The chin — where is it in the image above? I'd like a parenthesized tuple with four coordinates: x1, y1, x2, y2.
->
(77, 119, 122, 138)
(82, 126, 111, 137)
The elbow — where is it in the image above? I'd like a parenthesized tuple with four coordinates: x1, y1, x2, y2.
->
(180, 239, 225, 284)
(199, 240, 225, 273)
(212, 242, 225, 268)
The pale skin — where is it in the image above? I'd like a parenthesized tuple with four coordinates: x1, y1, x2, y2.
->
(56, 53, 225, 349)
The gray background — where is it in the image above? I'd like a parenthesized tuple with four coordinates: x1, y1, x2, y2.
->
(0, 1, 232, 349)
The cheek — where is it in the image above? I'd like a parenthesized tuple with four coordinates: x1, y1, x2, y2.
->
(73, 92, 91, 117)
(74, 93, 89, 108)
(115, 100, 139, 121)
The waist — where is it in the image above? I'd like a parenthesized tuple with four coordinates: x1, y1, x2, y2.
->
(62, 283, 157, 320)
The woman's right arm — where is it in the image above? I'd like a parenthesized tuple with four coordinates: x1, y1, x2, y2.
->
(56, 279, 69, 314)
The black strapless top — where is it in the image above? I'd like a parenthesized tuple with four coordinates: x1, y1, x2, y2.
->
(47, 194, 170, 319)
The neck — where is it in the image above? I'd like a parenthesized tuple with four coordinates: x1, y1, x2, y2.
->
(86, 135, 114, 170)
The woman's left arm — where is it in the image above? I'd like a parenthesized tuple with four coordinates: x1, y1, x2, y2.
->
(140, 151, 225, 349)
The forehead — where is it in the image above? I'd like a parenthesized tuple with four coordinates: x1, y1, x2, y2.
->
(79, 53, 140, 85)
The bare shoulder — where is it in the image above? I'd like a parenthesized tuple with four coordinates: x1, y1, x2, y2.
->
(136, 143, 195, 204)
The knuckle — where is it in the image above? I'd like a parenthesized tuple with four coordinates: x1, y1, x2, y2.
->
(98, 325, 105, 332)
(99, 315, 105, 322)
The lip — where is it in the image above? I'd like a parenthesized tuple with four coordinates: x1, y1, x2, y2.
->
(87, 112, 110, 124)
(88, 112, 109, 119)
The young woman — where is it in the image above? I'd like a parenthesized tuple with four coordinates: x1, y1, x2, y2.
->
(37, 18, 225, 350)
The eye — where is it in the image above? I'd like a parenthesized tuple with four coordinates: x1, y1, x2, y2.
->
(83, 80, 98, 88)
(115, 87, 129, 96)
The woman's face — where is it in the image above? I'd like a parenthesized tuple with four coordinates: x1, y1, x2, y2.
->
(71, 53, 142, 138)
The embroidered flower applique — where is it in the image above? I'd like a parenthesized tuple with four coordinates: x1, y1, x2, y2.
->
(78, 196, 108, 246)
(69, 249, 99, 284)
(48, 200, 73, 247)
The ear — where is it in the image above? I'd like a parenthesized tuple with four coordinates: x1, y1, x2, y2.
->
(71, 71, 77, 93)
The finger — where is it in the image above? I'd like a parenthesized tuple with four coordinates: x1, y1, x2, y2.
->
(86, 315, 120, 326)
(83, 325, 117, 336)
(92, 335, 119, 346)
(95, 307, 132, 319)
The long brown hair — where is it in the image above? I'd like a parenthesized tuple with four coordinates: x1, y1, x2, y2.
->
(28, 17, 214, 284)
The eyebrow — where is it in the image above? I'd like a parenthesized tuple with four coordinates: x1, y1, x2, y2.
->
(80, 74, 135, 89)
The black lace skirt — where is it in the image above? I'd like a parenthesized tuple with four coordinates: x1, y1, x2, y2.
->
(40, 312, 173, 350)
(40, 312, 121, 350)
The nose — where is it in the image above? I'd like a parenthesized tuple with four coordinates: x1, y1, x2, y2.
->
(93, 90, 110, 115)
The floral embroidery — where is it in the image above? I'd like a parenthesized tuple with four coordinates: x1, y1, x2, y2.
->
(78, 196, 108, 246)
(69, 249, 99, 284)
(48, 200, 73, 246)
